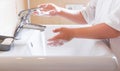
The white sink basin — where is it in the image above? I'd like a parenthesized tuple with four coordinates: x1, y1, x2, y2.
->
(0, 25, 118, 71)
(40, 25, 112, 56)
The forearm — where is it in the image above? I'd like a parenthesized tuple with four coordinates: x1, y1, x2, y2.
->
(57, 8, 87, 24)
(72, 23, 120, 39)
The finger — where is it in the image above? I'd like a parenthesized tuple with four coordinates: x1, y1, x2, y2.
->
(47, 40, 58, 47)
(33, 11, 39, 15)
(48, 42, 63, 47)
(47, 40, 64, 47)
(53, 28, 63, 33)
(48, 34, 62, 41)
(49, 10, 57, 16)
(48, 36, 58, 41)
(38, 4, 47, 8)
(37, 4, 48, 11)
(53, 27, 67, 33)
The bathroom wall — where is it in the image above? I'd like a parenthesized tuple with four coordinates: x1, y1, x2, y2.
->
(29, 0, 89, 25)
(16, 0, 26, 15)
(0, 0, 25, 37)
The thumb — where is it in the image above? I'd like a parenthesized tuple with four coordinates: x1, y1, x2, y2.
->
(49, 10, 57, 16)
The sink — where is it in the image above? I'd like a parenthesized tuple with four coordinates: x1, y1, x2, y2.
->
(40, 25, 111, 56)
(0, 25, 118, 71)
(0, 25, 112, 57)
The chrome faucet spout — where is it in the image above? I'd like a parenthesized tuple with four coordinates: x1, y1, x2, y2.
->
(17, 8, 46, 32)
(15, 8, 46, 38)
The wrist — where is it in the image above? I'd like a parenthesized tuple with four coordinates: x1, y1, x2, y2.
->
(56, 7, 64, 16)
(69, 28, 76, 39)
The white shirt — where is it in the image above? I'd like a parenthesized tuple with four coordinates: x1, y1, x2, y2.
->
(82, 0, 120, 31)
(81, 0, 120, 67)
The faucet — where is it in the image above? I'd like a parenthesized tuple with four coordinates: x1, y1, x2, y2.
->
(15, 8, 46, 37)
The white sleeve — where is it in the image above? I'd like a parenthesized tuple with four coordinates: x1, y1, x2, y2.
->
(103, 6, 120, 31)
(81, 0, 98, 24)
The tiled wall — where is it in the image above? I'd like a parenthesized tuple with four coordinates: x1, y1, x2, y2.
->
(29, 0, 89, 25)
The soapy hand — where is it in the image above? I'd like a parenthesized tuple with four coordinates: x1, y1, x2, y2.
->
(47, 27, 74, 47)
(34, 3, 61, 16)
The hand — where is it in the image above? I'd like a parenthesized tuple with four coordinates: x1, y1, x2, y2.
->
(35, 3, 61, 16)
(48, 27, 74, 46)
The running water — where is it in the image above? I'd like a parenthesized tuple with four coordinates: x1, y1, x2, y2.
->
(41, 32, 47, 56)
